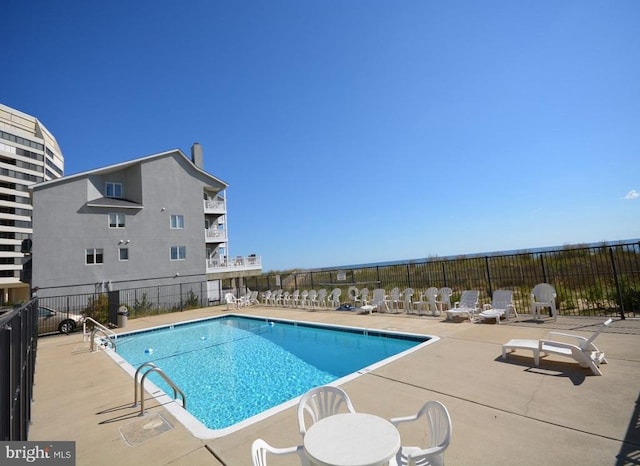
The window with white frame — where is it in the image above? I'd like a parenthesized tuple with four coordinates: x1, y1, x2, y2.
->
(108, 213, 125, 228)
(119, 248, 129, 261)
(170, 214, 184, 229)
(105, 182, 123, 198)
(170, 246, 186, 260)
(86, 248, 104, 264)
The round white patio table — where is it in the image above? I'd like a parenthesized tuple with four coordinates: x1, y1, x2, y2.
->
(303, 412, 401, 466)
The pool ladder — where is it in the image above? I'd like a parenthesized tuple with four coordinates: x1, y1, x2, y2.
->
(134, 362, 186, 416)
(89, 327, 117, 352)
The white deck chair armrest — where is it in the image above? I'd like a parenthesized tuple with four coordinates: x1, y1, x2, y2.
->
(547, 332, 588, 345)
(539, 339, 576, 350)
(389, 414, 419, 425)
(408, 445, 443, 459)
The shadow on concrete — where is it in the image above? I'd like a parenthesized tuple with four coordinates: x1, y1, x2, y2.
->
(616, 391, 640, 465)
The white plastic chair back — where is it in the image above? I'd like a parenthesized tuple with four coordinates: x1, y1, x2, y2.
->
(297, 386, 356, 435)
(425, 287, 439, 312)
(317, 289, 327, 307)
(307, 290, 317, 307)
(492, 290, 513, 310)
(371, 288, 386, 306)
(347, 286, 359, 302)
(458, 290, 479, 309)
(531, 283, 557, 318)
(402, 288, 414, 310)
(328, 288, 341, 307)
(390, 400, 452, 466)
(438, 287, 453, 309)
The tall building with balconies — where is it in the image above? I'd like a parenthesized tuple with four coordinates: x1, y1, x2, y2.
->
(0, 103, 64, 304)
(30, 144, 260, 302)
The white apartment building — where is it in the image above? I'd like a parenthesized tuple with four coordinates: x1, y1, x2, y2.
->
(0, 103, 64, 304)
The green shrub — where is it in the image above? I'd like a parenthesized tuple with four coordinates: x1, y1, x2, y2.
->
(84, 294, 109, 324)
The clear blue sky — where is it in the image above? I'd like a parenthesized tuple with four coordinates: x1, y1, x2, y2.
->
(3, 1, 639, 271)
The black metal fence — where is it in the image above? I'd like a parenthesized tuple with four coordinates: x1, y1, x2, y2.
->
(37, 280, 219, 329)
(237, 241, 640, 319)
(0, 299, 38, 441)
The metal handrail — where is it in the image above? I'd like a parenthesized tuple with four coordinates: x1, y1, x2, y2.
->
(134, 362, 186, 416)
(89, 327, 116, 352)
(83, 317, 117, 342)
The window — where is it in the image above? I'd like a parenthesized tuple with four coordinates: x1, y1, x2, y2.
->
(170, 246, 186, 260)
(105, 182, 123, 198)
(119, 248, 129, 261)
(170, 215, 184, 229)
(86, 248, 103, 264)
(108, 213, 125, 228)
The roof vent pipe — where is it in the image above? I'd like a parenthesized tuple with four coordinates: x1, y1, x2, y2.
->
(191, 143, 203, 169)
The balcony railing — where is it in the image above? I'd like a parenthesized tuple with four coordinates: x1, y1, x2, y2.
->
(206, 255, 262, 273)
(204, 199, 225, 213)
(205, 228, 227, 242)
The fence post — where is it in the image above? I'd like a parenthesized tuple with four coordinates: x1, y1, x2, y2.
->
(406, 265, 411, 288)
(609, 248, 625, 320)
(442, 262, 448, 287)
(540, 255, 548, 283)
(484, 256, 492, 296)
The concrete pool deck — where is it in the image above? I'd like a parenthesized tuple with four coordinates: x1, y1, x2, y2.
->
(29, 305, 640, 465)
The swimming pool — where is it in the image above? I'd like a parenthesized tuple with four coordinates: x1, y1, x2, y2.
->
(108, 314, 438, 438)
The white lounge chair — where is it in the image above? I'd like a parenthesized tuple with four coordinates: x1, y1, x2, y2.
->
(477, 290, 517, 324)
(446, 290, 479, 321)
(501, 318, 612, 375)
(531, 283, 557, 320)
(251, 439, 309, 466)
(260, 290, 272, 305)
(389, 400, 452, 466)
(297, 386, 356, 435)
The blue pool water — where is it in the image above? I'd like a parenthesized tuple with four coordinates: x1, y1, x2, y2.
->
(115, 315, 431, 432)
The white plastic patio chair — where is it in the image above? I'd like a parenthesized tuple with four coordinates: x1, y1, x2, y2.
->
(389, 400, 452, 466)
(307, 289, 318, 308)
(251, 438, 309, 466)
(413, 287, 438, 316)
(502, 318, 612, 375)
(281, 291, 291, 307)
(355, 287, 370, 307)
(297, 385, 356, 435)
(531, 283, 557, 320)
(224, 292, 241, 310)
(385, 287, 402, 313)
(290, 290, 301, 307)
(371, 288, 388, 312)
(347, 286, 359, 304)
(401, 288, 414, 312)
(446, 290, 479, 321)
(477, 289, 517, 324)
(328, 288, 341, 308)
(316, 288, 328, 308)
(299, 290, 309, 308)
(437, 287, 453, 311)
(270, 289, 283, 306)
(260, 290, 272, 305)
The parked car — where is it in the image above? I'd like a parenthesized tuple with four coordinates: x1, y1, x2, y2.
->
(38, 306, 85, 335)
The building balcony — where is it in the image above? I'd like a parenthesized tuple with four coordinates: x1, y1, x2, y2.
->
(206, 255, 262, 274)
(205, 228, 227, 243)
(204, 199, 226, 214)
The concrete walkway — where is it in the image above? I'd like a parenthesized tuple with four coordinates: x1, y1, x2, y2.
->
(29, 306, 640, 465)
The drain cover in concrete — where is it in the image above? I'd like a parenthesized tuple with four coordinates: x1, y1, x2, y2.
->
(120, 413, 173, 446)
